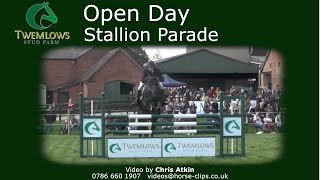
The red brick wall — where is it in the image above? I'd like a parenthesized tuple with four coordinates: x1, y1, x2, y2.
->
(75, 47, 113, 80)
(261, 49, 283, 89)
(51, 84, 83, 104)
(68, 84, 83, 104)
(42, 59, 76, 89)
(87, 50, 143, 97)
(42, 47, 112, 89)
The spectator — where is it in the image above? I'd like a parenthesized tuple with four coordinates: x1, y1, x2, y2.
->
(264, 113, 272, 123)
(189, 101, 197, 114)
(253, 112, 263, 134)
(70, 115, 79, 130)
(211, 99, 219, 128)
(215, 87, 221, 98)
(230, 85, 237, 95)
(275, 113, 283, 132)
(263, 113, 275, 133)
(201, 93, 207, 101)
(199, 88, 205, 95)
(187, 101, 197, 133)
(173, 96, 182, 113)
(44, 105, 56, 134)
(195, 92, 201, 101)
(60, 120, 68, 134)
(203, 98, 211, 114)
(260, 99, 266, 112)
(245, 96, 251, 113)
(211, 99, 219, 113)
(178, 98, 189, 130)
(208, 87, 215, 98)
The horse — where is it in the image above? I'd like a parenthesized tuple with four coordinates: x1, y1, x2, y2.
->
(135, 76, 164, 137)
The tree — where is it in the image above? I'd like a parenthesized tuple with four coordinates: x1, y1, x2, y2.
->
(128, 47, 149, 60)
(150, 50, 162, 61)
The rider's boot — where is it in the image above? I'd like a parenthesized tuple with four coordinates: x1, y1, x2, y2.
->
(131, 90, 142, 106)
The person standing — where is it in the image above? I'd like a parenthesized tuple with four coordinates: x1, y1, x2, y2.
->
(44, 105, 56, 134)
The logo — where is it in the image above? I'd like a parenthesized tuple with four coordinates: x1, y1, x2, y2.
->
(224, 120, 240, 133)
(84, 121, 101, 135)
(164, 143, 176, 153)
(14, 2, 69, 45)
(109, 144, 122, 153)
(26, 2, 58, 30)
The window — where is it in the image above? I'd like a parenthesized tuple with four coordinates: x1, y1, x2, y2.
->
(278, 62, 280, 67)
(58, 91, 69, 104)
(47, 91, 53, 104)
(269, 63, 272, 68)
(120, 82, 133, 95)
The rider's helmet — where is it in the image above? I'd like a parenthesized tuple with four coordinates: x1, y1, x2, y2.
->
(147, 61, 155, 71)
(147, 60, 155, 67)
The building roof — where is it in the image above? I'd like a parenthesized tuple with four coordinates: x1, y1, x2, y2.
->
(81, 48, 120, 81)
(251, 47, 269, 56)
(43, 46, 94, 59)
(47, 47, 148, 91)
(122, 48, 147, 67)
(155, 49, 259, 74)
(250, 56, 266, 64)
(249, 47, 269, 65)
(81, 48, 146, 82)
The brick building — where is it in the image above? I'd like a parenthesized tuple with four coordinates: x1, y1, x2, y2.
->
(260, 49, 284, 89)
(42, 47, 147, 105)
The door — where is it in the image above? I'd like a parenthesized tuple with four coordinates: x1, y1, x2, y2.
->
(105, 81, 120, 102)
(105, 81, 134, 102)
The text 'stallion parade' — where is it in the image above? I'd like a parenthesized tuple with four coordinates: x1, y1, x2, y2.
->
(84, 27, 218, 42)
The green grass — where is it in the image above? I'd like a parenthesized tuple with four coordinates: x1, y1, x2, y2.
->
(41, 133, 283, 165)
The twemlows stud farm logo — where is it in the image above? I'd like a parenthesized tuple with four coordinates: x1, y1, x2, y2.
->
(109, 144, 122, 153)
(15, 2, 70, 45)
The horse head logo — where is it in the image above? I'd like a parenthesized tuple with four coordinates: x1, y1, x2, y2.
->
(109, 144, 121, 153)
(225, 120, 240, 133)
(164, 143, 176, 153)
(84, 121, 100, 135)
(26, 2, 58, 30)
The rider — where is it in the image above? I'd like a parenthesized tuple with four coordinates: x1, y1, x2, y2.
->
(132, 60, 165, 106)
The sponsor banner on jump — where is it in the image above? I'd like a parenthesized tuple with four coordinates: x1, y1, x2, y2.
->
(107, 138, 162, 158)
(223, 117, 242, 136)
(162, 137, 215, 157)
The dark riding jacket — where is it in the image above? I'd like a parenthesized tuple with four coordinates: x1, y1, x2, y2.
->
(141, 68, 164, 83)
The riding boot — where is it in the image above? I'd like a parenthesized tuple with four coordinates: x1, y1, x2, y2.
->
(131, 90, 142, 106)
(136, 90, 142, 105)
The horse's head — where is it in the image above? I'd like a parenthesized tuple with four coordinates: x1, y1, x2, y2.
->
(42, 2, 58, 24)
(146, 76, 158, 87)
(145, 77, 160, 94)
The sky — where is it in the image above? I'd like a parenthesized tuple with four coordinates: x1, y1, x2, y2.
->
(142, 46, 186, 60)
